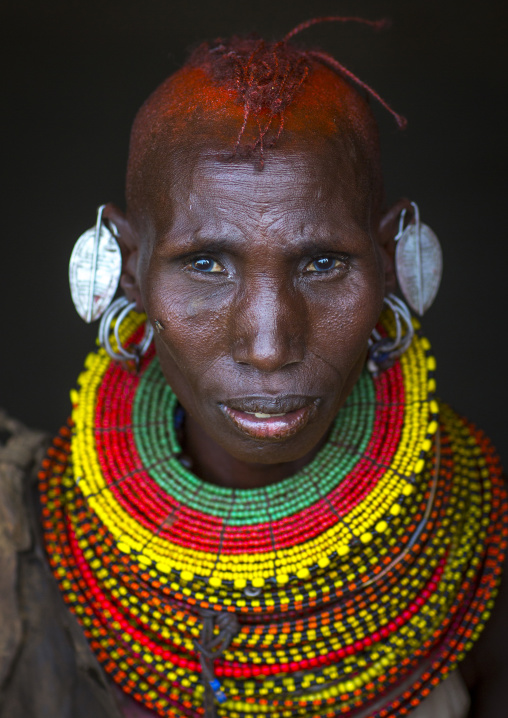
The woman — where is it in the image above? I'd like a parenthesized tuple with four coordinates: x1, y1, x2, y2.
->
(1, 18, 506, 718)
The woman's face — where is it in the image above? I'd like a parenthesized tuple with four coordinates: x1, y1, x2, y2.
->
(135, 138, 387, 466)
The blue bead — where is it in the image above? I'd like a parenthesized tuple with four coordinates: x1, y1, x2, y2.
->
(209, 679, 227, 703)
(216, 691, 227, 704)
(174, 405, 185, 430)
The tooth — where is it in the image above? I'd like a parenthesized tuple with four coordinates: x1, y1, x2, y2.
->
(254, 412, 285, 418)
(242, 410, 287, 418)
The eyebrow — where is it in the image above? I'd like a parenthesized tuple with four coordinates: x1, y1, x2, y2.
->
(158, 231, 361, 257)
(157, 233, 243, 255)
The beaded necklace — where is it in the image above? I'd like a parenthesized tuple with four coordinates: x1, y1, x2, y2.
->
(39, 310, 507, 718)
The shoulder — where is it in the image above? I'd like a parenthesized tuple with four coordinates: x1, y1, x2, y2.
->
(459, 472, 508, 716)
(0, 410, 124, 718)
(434, 404, 508, 715)
(460, 536, 508, 715)
(0, 408, 49, 554)
(0, 408, 48, 476)
(0, 410, 49, 702)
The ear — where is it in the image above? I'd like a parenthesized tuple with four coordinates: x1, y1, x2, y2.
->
(377, 198, 413, 295)
(102, 203, 144, 311)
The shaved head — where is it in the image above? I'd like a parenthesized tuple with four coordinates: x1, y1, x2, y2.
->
(125, 38, 385, 232)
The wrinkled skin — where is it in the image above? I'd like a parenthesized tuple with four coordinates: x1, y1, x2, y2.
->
(104, 127, 508, 717)
(107, 132, 406, 488)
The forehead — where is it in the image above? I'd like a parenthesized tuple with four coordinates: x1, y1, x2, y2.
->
(148, 133, 374, 240)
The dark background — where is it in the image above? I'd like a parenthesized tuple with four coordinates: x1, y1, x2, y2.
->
(1, 0, 507, 465)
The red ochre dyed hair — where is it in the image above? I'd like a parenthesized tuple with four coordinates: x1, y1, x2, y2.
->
(127, 17, 405, 216)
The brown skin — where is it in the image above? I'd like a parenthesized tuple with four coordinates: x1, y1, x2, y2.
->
(106, 131, 406, 489)
(103, 124, 506, 716)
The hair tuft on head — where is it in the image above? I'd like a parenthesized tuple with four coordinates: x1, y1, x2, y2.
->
(189, 37, 312, 167)
(186, 17, 406, 166)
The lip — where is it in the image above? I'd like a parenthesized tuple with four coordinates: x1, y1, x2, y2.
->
(221, 396, 319, 441)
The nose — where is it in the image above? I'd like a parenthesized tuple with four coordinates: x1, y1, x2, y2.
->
(230, 279, 305, 372)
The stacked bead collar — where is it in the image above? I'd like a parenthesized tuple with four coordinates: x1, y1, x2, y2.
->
(39, 310, 507, 718)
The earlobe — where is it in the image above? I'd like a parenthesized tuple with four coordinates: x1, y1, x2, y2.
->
(377, 198, 413, 295)
(102, 203, 144, 311)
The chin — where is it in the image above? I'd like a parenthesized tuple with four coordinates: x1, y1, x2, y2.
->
(211, 406, 332, 465)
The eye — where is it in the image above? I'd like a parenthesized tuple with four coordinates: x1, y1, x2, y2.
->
(189, 257, 224, 273)
(305, 257, 346, 273)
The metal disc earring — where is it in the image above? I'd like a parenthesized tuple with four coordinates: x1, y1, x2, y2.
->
(69, 204, 122, 323)
(394, 202, 443, 316)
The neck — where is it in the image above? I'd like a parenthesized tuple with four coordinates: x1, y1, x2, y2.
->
(182, 412, 326, 489)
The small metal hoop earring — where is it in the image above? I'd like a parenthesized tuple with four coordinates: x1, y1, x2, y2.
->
(368, 294, 414, 374)
(98, 296, 153, 369)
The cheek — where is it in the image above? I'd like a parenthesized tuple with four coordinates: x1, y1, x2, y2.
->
(141, 267, 233, 377)
(307, 271, 384, 369)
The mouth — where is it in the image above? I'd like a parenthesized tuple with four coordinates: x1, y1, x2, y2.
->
(220, 396, 319, 441)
